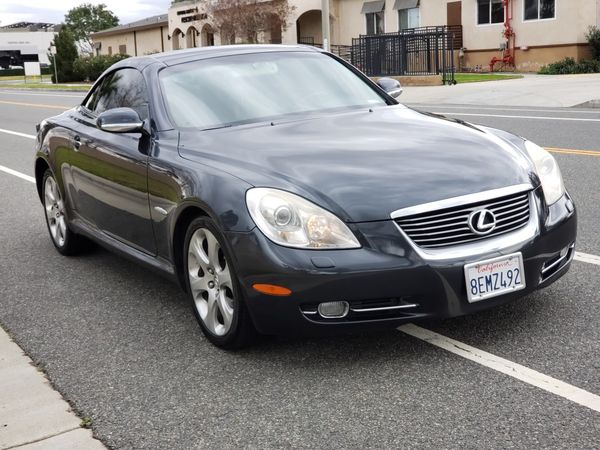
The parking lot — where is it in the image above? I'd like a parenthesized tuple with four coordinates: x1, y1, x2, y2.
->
(0, 89, 599, 449)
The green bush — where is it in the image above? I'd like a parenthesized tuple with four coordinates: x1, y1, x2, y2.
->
(0, 67, 52, 76)
(73, 54, 130, 82)
(0, 68, 24, 76)
(576, 58, 600, 73)
(586, 26, 600, 60)
(539, 57, 600, 74)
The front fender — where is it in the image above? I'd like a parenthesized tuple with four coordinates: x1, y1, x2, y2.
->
(148, 137, 256, 263)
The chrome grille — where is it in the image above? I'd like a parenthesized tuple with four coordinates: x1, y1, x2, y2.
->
(394, 191, 531, 249)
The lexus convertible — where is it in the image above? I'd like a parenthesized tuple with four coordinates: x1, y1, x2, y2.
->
(35, 45, 577, 348)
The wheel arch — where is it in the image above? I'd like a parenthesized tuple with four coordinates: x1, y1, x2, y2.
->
(34, 157, 50, 203)
(172, 204, 211, 291)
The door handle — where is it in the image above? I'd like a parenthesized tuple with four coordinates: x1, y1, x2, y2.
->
(73, 135, 81, 150)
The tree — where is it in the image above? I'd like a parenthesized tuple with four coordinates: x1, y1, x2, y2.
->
(65, 3, 119, 54)
(49, 27, 80, 83)
(206, 0, 294, 45)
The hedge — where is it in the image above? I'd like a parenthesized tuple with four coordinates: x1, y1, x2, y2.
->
(73, 54, 130, 82)
(539, 57, 600, 75)
(0, 67, 52, 77)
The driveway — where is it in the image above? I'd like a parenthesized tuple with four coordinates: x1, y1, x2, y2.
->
(401, 73, 600, 108)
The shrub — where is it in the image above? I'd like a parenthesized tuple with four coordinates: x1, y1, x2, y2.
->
(575, 58, 600, 73)
(0, 67, 52, 76)
(586, 25, 600, 60)
(539, 57, 600, 74)
(73, 54, 130, 82)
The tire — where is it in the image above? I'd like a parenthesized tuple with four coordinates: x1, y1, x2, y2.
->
(183, 216, 257, 349)
(42, 169, 88, 256)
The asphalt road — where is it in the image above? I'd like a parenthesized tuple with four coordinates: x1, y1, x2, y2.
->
(0, 89, 599, 449)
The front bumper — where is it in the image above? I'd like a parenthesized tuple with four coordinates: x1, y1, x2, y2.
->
(226, 190, 577, 336)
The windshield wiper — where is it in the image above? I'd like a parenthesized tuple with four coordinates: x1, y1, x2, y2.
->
(200, 124, 233, 131)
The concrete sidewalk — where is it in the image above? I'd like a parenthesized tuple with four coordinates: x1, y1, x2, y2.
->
(400, 73, 600, 107)
(0, 327, 105, 450)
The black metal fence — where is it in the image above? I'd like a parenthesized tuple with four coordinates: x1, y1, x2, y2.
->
(298, 38, 353, 63)
(351, 26, 461, 84)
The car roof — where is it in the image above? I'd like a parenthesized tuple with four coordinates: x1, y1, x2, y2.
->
(112, 44, 323, 70)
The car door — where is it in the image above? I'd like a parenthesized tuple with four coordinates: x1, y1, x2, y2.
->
(69, 68, 157, 255)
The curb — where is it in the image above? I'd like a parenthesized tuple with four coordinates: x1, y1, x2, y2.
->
(573, 99, 600, 109)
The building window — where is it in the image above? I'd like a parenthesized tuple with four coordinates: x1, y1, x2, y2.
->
(398, 7, 420, 31)
(118, 44, 127, 54)
(366, 11, 385, 35)
(477, 0, 504, 25)
(524, 0, 555, 21)
(108, 46, 112, 56)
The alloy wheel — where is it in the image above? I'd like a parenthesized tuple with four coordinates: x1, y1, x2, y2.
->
(44, 176, 67, 247)
(187, 227, 236, 336)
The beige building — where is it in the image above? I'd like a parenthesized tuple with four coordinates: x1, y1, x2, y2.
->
(92, 1, 600, 72)
(168, 1, 220, 49)
(91, 14, 169, 57)
(285, 0, 600, 71)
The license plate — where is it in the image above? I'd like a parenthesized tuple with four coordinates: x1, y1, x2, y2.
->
(464, 253, 526, 303)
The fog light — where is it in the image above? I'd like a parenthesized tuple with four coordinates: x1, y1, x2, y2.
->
(317, 301, 349, 318)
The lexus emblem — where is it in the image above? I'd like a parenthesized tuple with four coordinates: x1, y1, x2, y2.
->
(468, 209, 497, 235)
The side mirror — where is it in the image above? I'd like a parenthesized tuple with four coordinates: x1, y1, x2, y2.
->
(376, 77, 403, 98)
(97, 107, 144, 133)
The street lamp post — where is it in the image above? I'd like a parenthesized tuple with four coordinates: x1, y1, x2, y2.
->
(321, 0, 331, 52)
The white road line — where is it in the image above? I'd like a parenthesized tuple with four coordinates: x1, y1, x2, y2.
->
(0, 164, 35, 183)
(0, 90, 85, 98)
(433, 112, 600, 122)
(398, 323, 600, 414)
(409, 105, 600, 115)
(0, 127, 36, 140)
(575, 252, 600, 266)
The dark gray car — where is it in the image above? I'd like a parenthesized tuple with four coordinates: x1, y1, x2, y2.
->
(35, 45, 577, 348)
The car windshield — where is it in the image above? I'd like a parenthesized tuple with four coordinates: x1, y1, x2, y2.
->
(159, 51, 388, 130)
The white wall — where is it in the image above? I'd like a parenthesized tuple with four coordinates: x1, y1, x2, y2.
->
(0, 31, 56, 65)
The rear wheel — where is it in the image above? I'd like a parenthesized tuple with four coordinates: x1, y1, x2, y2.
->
(42, 169, 87, 255)
(184, 217, 256, 349)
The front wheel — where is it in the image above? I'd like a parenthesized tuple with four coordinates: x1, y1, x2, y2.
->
(183, 217, 256, 349)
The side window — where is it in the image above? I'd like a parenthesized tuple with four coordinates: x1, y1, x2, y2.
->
(82, 78, 105, 112)
(90, 69, 150, 120)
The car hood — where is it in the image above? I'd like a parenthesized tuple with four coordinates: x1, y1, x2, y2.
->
(178, 105, 535, 223)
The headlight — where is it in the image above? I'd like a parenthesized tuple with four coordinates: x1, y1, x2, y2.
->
(524, 140, 565, 205)
(246, 188, 361, 249)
